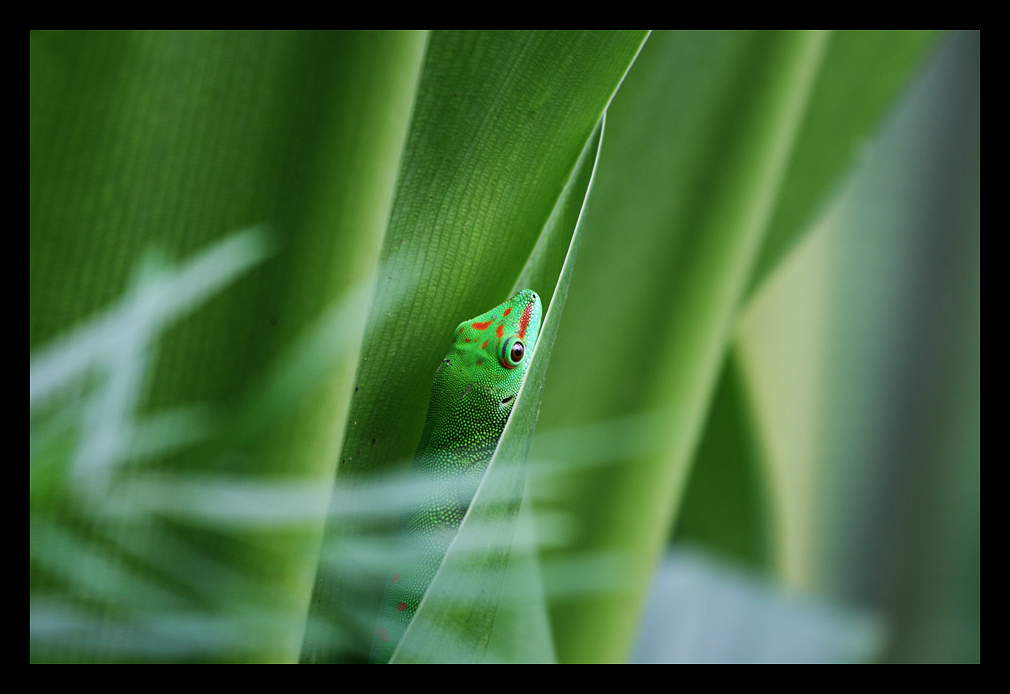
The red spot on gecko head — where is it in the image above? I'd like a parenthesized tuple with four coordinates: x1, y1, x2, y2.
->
(472, 320, 493, 331)
(496, 324, 505, 338)
(397, 602, 408, 611)
(459, 327, 464, 333)
(481, 340, 488, 349)
(503, 307, 512, 317)
(518, 299, 534, 340)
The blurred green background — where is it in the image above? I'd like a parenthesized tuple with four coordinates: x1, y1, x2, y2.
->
(30, 30, 978, 662)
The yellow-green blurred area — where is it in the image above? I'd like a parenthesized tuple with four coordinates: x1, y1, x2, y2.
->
(30, 31, 978, 662)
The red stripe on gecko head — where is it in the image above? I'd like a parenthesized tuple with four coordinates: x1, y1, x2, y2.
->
(481, 340, 488, 349)
(503, 307, 512, 317)
(472, 320, 493, 331)
(496, 324, 505, 338)
(518, 299, 534, 340)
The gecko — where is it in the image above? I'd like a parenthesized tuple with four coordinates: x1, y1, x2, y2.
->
(370, 288, 542, 663)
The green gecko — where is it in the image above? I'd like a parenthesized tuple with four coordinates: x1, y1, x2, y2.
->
(370, 289, 542, 664)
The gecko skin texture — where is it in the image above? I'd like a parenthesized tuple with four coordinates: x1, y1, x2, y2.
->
(370, 289, 542, 663)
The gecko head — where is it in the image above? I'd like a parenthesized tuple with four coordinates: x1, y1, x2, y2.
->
(445, 289, 542, 395)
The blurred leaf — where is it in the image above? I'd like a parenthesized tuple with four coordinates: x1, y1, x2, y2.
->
(633, 549, 885, 663)
(672, 350, 771, 571)
(680, 29, 977, 661)
(532, 29, 946, 663)
(484, 483, 556, 663)
(747, 30, 938, 297)
(735, 205, 833, 588)
(31, 30, 428, 662)
(806, 31, 977, 661)
(535, 30, 831, 663)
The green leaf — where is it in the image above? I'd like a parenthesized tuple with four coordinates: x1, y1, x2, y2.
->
(391, 119, 604, 663)
(534, 29, 970, 663)
(31, 30, 427, 662)
(32, 30, 974, 664)
(672, 349, 772, 571)
(304, 31, 647, 662)
(536, 29, 832, 663)
(734, 31, 978, 661)
(746, 30, 939, 297)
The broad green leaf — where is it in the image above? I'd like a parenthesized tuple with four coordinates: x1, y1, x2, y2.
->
(31, 30, 427, 662)
(534, 30, 949, 663)
(535, 30, 830, 663)
(304, 31, 647, 662)
(391, 118, 603, 663)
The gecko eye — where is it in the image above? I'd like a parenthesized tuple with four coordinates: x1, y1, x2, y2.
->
(500, 336, 526, 368)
